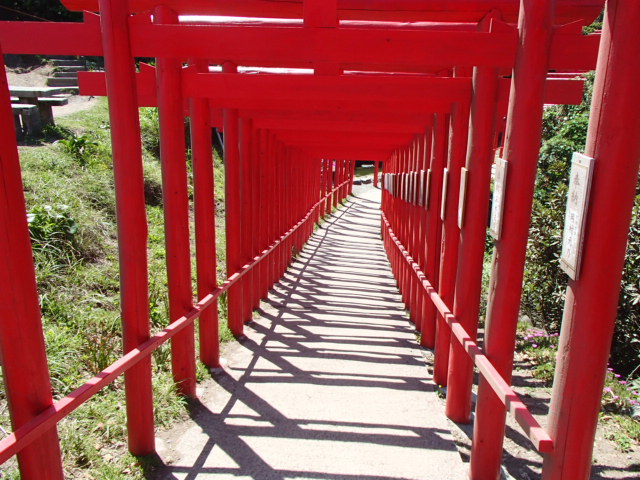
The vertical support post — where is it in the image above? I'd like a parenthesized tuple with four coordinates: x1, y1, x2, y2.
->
(420, 113, 448, 348)
(543, 2, 640, 478)
(434, 94, 471, 386)
(239, 117, 253, 322)
(155, 6, 196, 397)
(349, 160, 355, 195)
(98, 0, 155, 453)
(189, 60, 219, 368)
(446, 12, 500, 424)
(223, 61, 244, 337)
(374, 161, 379, 188)
(0, 44, 64, 479)
(471, 1, 554, 476)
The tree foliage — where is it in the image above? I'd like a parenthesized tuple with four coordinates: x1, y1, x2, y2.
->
(521, 72, 640, 376)
(0, 1, 81, 22)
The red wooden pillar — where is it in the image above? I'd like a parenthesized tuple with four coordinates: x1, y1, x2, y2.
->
(98, 0, 155, 453)
(349, 160, 355, 195)
(446, 12, 501, 423)
(326, 159, 333, 216)
(333, 160, 340, 209)
(223, 62, 244, 337)
(470, 2, 555, 475)
(240, 117, 254, 322)
(319, 159, 326, 218)
(420, 113, 448, 348)
(189, 61, 219, 368)
(374, 161, 380, 188)
(155, 5, 196, 397)
(258, 129, 269, 299)
(544, 2, 640, 478)
(251, 124, 261, 310)
(0, 45, 64, 479)
(434, 93, 471, 386)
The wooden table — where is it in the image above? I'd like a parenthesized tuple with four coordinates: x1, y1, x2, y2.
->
(9, 86, 69, 136)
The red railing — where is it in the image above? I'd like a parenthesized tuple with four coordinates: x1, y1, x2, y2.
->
(0, 176, 352, 465)
(381, 211, 552, 452)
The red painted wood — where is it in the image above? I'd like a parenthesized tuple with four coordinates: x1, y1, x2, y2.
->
(380, 212, 553, 453)
(445, 14, 501, 427)
(471, 2, 555, 477)
(0, 45, 64, 480)
(155, 5, 197, 398)
(240, 118, 254, 322)
(189, 63, 220, 368)
(0, 183, 334, 465)
(223, 62, 244, 337)
(62, 0, 603, 25)
(544, 2, 640, 477)
(420, 113, 447, 348)
(97, 0, 155, 454)
(433, 94, 470, 386)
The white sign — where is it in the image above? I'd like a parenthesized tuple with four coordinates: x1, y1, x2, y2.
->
(440, 168, 449, 221)
(458, 167, 469, 229)
(489, 157, 508, 239)
(560, 152, 595, 280)
(425, 169, 432, 209)
(418, 170, 425, 206)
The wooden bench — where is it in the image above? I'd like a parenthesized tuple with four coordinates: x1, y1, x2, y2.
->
(11, 103, 41, 138)
(9, 86, 69, 135)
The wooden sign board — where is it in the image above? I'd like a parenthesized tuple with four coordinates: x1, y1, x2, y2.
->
(425, 169, 432, 209)
(458, 167, 469, 229)
(440, 168, 449, 221)
(418, 170, 425, 206)
(489, 157, 508, 239)
(560, 152, 595, 280)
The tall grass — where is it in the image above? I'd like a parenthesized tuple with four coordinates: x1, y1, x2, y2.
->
(0, 99, 230, 478)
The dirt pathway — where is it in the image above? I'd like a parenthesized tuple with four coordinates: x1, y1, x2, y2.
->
(154, 187, 466, 480)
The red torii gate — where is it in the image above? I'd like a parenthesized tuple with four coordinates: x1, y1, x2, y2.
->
(0, 1, 638, 480)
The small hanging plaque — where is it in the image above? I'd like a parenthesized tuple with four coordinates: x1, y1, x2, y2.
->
(458, 167, 469, 229)
(560, 152, 595, 280)
(440, 168, 449, 221)
(489, 157, 508, 239)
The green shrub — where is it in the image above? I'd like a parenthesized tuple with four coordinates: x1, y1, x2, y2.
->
(521, 72, 640, 377)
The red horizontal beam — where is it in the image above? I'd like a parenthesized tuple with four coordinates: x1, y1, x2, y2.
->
(253, 118, 426, 135)
(303, 147, 391, 162)
(0, 15, 103, 56)
(128, 21, 518, 70)
(61, 0, 603, 25)
(243, 110, 434, 127)
(273, 130, 414, 146)
(381, 212, 554, 453)
(0, 18, 599, 73)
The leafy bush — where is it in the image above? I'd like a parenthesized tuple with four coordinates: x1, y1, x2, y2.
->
(521, 73, 640, 376)
(27, 204, 79, 258)
(59, 133, 98, 166)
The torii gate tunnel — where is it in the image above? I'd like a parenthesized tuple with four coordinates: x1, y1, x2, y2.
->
(0, 0, 639, 478)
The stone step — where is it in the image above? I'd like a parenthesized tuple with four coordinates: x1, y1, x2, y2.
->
(52, 71, 79, 78)
(50, 59, 85, 67)
(55, 65, 86, 73)
(46, 77, 79, 87)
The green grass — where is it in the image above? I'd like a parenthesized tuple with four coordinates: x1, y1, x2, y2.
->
(0, 99, 231, 478)
(355, 164, 375, 177)
(516, 325, 640, 452)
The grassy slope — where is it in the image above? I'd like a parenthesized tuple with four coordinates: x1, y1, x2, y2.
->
(0, 99, 231, 478)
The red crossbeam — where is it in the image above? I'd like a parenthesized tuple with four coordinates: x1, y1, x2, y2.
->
(0, 18, 600, 73)
(61, 0, 603, 24)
